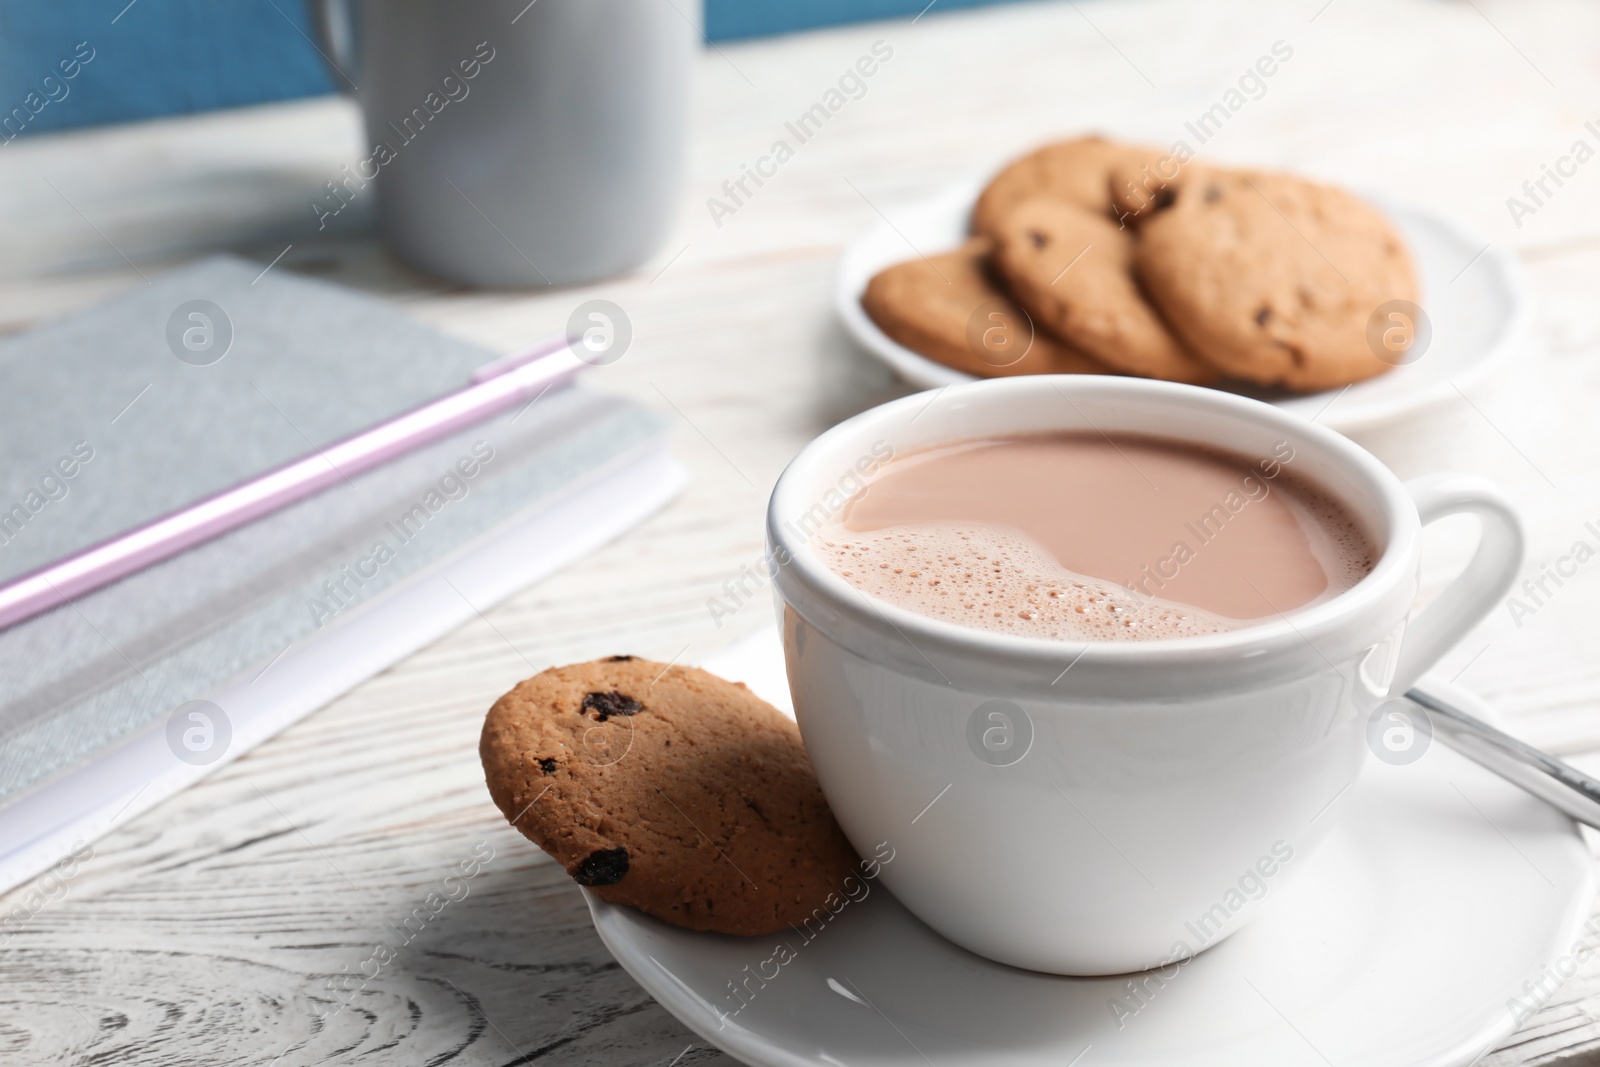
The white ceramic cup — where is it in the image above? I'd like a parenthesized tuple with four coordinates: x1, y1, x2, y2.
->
(767, 376, 1523, 976)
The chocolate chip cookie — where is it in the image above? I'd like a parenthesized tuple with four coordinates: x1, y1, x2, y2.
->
(861, 238, 1110, 378)
(1135, 169, 1420, 391)
(991, 197, 1215, 384)
(480, 656, 860, 936)
(971, 136, 1164, 236)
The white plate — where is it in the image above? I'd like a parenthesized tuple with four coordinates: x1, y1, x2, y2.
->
(834, 180, 1531, 434)
(587, 627, 1596, 1067)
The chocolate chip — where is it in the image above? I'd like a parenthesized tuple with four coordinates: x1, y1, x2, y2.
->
(1152, 187, 1177, 211)
(1255, 306, 1272, 326)
(1274, 340, 1307, 367)
(582, 690, 642, 722)
(538, 757, 558, 774)
(573, 847, 629, 886)
(604, 655, 636, 662)
(1027, 229, 1050, 249)
(1203, 184, 1222, 203)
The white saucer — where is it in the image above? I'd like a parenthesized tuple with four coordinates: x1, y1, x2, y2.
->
(833, 180, 1530, 434)
(587, 627, 1596, 1067)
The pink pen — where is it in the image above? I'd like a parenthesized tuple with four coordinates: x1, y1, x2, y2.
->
(0, 336, 583, 633)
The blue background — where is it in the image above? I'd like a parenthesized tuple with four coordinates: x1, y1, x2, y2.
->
(0, 0, 1017, 137)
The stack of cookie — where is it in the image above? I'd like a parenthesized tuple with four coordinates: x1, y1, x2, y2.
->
(861, 136, 1421, 392)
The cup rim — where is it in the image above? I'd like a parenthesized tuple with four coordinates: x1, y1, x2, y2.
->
(767, 376, 1418, 674)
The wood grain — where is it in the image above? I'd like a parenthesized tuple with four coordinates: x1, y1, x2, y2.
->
(4, 0, 1600, 1061)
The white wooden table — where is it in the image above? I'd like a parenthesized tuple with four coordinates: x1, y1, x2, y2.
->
(5, 0, 1600, 1062)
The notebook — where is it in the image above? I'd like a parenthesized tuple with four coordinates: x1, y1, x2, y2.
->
(0, 256, 685, 892)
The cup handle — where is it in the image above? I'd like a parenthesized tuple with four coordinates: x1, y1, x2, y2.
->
(306, 0, 361, 93)
(1390, 472, 1524, 694)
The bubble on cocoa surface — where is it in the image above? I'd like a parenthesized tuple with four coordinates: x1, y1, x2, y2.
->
(1290, 485, 1377, 592)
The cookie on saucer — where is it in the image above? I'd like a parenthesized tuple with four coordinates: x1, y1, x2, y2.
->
(1134, 168, 1420, 391)
(970, 136, 1163, 236)
(861, 238, 1110, 378)
(991, 197, 1214, 384)
(480, 655, 861, 936)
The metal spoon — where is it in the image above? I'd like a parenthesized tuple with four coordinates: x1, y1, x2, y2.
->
(1406, 685, 1600, 830)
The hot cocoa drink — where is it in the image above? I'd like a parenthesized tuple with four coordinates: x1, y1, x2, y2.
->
(817, 432, 1374, 641)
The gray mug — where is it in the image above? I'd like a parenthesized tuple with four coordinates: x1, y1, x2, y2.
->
(310, 0, 693, 287)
